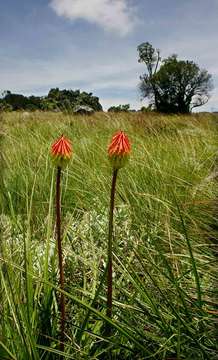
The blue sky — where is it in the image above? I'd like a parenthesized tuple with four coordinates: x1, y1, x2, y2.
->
(0, 0, 218, 110)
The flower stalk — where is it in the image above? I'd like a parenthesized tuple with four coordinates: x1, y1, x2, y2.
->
(51, 134, 72, 352)
(56, 165, 65, 352)
(106, 131, 131, 335)
(106, 168, 118, 320)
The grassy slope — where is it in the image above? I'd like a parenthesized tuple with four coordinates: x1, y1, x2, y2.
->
(0, 111, 217, 359)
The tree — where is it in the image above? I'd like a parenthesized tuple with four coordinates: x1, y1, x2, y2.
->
(3, 91, 29, 110)
(47, 88, 102, 112)
(108, 104, 130, 112)
(140, 104, 153, 112)
(138, 42, 213, 113)
(0, 88, 103, 112)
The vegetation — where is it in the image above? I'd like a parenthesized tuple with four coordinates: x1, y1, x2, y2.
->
(138, 42, 213, 113)
(1, 41, 213, 116)
(0, 111, 217, 359)
(108, 104, 131, 112)
(0, 88, 103, 112)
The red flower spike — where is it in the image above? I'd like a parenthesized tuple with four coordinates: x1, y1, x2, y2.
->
(51, 134, 72, 168)
(108, 130, 131, 169)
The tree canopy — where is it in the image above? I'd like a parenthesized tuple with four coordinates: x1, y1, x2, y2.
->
(138, 42, 213, 113)
(108, 104, 130, 112)
(0, 88, 103, 112)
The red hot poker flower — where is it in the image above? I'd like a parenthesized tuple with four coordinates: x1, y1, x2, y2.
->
(51, 134, 72, 168)
(108, 130, 131, 169)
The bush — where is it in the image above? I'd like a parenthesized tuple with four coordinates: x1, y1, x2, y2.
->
(108, 104, 130, 112)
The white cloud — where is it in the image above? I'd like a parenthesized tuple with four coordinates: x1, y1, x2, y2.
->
(50, 0, 136, 36)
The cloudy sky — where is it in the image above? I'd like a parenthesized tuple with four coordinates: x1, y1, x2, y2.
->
(0, 0, 217, 110)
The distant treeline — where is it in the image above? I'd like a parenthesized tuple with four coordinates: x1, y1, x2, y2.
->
(0, 88, 103, 112)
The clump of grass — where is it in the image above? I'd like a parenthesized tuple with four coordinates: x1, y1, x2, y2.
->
(0, 111, 217, 359)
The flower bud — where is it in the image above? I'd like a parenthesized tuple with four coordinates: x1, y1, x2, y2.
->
(108, 130, 131, 169)
(51, 134, 72, 168)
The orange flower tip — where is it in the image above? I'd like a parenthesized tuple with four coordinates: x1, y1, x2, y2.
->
(51, 134, 72, 168)
(108, 130, 131, 170)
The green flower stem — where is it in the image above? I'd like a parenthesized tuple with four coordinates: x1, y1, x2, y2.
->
(106, 168, 118, 330)
(56, 166, 65, 352)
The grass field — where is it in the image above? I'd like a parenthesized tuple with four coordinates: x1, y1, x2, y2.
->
(0, 111, 217, 359)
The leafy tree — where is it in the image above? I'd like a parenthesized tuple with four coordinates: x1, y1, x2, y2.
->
(138, 42, 213, 113)
(47, 88, 102, 111)
(3, 91, 29, 110)
(0, 88, 103, 112)
(108, 104, 130, 112)
(26, 96, 42, 110)
(140, 104, 153, 112)
(0, 101, 12, 112)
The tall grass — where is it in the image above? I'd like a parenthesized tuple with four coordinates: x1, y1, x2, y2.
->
(0, 111, 217, 359)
